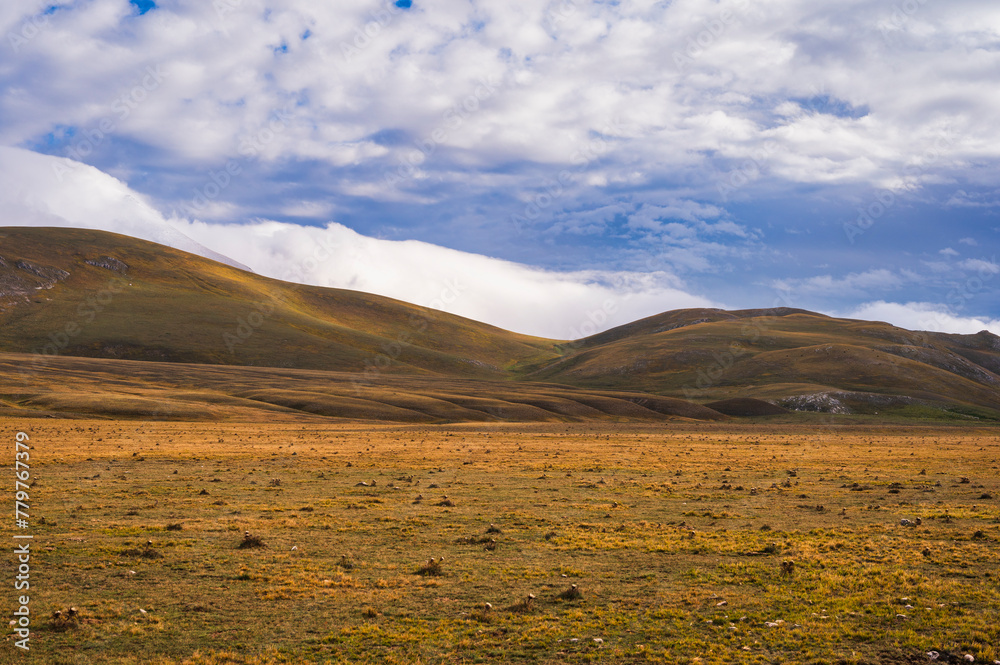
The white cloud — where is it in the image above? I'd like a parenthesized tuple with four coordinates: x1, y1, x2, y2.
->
(846, 301, 1000, 336)
(178, 219, 718, 339)
(2, 0, 998, 203)
(0, 145, 718, 338)
(947, 190, 1000, 209)
(4, 144, 997, 341)
(939, 247, 960, 257)
(0, 146, 248, 270)
(772, 269, 906, 297)
(920, 260, 953, 274)
(959, 258, 1000, 275)
(2, 2, 998, 337)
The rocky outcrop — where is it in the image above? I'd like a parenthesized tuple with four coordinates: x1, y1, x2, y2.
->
(0, 255, 70, 299)
(85, 256, 130, 273)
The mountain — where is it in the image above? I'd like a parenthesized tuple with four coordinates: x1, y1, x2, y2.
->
(1, 226, 999, 421)
(532, 308, 1000, 416)
(0, 226, 556, 378)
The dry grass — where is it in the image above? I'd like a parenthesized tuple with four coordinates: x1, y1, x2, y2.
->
(415, 557, 445, 577)
(3, 417, 999, 664)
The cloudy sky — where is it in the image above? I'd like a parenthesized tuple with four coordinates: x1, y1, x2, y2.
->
(2, 0, 999, 338)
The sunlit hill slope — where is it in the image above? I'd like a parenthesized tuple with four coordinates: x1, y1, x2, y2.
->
(1, 227, 999, 422)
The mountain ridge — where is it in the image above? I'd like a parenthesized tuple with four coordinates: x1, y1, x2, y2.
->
(2, 226, 999, 421)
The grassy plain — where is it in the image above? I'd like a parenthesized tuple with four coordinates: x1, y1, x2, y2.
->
(3, 417, 999, 664)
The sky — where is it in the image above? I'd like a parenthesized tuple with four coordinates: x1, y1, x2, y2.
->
(1, 0, 999, 339)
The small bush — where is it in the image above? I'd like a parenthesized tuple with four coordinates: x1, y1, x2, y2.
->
(49, 607, 81, 632)
(508, 593, 536, 614)
(416, 557, 444, 576)
(471, 603, 494, 623)
(239, 532, 266, 549)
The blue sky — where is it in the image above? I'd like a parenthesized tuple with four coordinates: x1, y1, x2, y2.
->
(1, 0, 999, 337)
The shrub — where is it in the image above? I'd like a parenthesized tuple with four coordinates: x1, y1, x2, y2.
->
(239, 532, 266, 549)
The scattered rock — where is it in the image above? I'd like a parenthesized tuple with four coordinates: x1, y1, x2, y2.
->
(85, 256, 130, 273)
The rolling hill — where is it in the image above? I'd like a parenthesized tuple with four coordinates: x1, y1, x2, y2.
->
(0, 351, 726, 423)
(0, 226, 558, 378)
(2, 226, 999, 422)
(531, 308, 1000, 414)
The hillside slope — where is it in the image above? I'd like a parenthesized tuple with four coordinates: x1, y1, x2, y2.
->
(530, 309, 1000, 413)
(2, 227, 999, 420)
(0, 227, 557, 379)
(0, 352, 727, 423)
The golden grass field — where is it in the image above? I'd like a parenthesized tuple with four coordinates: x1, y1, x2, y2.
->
(3, 417, 999, 664)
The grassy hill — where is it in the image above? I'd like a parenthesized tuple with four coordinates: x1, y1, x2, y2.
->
(2, 227, 999, 421)
(0, 226, 558, 377)
(532, 308, 1000, 416)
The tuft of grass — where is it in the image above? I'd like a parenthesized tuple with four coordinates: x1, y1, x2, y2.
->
(558, 584, 583, 601)
(238, 532, 266, 549)
(470, 602, 494, 623)
(508, 593, 537, 614)
(48, 607, 82, 632)
(415, 557, 444, 576)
